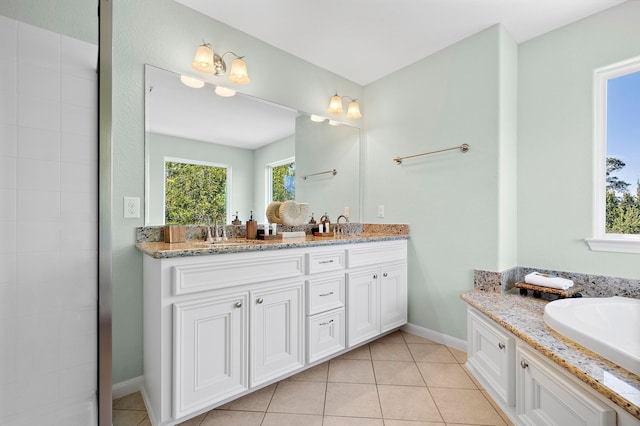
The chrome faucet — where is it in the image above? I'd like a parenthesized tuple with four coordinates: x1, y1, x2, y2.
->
(336, 215, 349, 235)
(202, 214, 214, 243)
(215, 214, 228, 241)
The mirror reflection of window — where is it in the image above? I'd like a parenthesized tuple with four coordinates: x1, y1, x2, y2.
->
(268, 158, 296, 204)
(165, 159, 229, 224)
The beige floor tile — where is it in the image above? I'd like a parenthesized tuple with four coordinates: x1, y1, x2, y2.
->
(137, 417, 152, 426)
(462, 365, 484, 389)
(338, 344, 372, 360)
(481, 390, 516, 426)
(200, 410, 264, 426)
(113, 392, 147, 411)
(267, 380, 326, 415)
(261, 412, 323, 426)
(373, 360, 425, 386)
(377, 385, 442, 422)
(400, 331, 440, 345)
(323, 416, 384, 425)
(383, 420, 445, 426)
(407, 344, 457, 363)
(370, 343, 413, 361)
(429, 388, 506, 425)
(374, 330, 405, 344)
(177, 412, 208, 425)
(447, 346, 467, 364)
(324, 382, 382, 418)
(416, 362, 477, 389)
(328, 359, 375, 383)
(112, 409, 148, 426)
(217, 383, 276, 411)
(286, 362, 329, 382)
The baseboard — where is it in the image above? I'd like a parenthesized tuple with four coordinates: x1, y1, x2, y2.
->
(402, 322, 467, 352)
(112, 375, 144, 399)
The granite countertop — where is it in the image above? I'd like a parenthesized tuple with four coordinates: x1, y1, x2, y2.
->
(137, 232, 409, 259)
(461, 290, 640, 420)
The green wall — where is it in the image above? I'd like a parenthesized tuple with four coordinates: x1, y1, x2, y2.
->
(362, 25, 518, 341)
(253, 135, 295, 223)
(111, 0, 362, 383)
(518, 1, 640, 279)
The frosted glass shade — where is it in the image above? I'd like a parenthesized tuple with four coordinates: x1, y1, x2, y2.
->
(228, 58, 251, 84)
(346, 100, 362, 119)
(180, 75, 205, 89)
(327, 94, 343, 114)
(215, 86, 236, 97)
(192, 44, 214, 73)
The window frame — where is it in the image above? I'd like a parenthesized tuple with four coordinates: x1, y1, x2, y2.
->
(586, 56, 640, 254)
(163, 156, 232, 225)
(265, 156, 295, 208)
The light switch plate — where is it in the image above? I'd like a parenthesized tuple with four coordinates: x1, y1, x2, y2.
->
(377, 205, 385, 218)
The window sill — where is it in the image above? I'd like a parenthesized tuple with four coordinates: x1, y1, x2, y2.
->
(585, 236, 640, 254)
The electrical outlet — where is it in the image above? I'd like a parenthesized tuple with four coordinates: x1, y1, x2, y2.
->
(377, 204, 385, 218)
(124, 196, 140, 218)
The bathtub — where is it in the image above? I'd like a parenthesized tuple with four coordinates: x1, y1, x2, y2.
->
(543, 296, 640, 375)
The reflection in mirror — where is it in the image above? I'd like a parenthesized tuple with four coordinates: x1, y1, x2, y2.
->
(145, 64, 360, 226)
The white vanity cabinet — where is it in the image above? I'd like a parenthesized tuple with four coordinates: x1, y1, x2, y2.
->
(346, 241, 408, 347)
(466, 307, 629, 426)
(250, 280, 304, 386)
(142, 239, 408, 426)
(173, 293, 249, 419)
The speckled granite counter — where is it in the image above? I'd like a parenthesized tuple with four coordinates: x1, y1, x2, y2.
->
(462, 290, 640, 420)
(137, 232, 409, 259)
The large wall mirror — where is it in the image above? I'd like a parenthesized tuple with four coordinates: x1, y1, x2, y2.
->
(144, 64, 361, 226)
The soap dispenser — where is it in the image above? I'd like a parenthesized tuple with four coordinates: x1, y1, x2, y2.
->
(232, 211, 242, 225)
(246, 211, 257, 239)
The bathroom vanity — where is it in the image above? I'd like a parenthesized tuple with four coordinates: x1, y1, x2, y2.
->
(138, 234, 408, 426)
(462, 291, 640, 426)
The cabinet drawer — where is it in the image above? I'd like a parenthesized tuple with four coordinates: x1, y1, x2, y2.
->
(516, 345, 616, 426)
(306, 250, 346, 275)
(172, 253, 305, 295)
(347, 241, 406, 269)
(307, 308, 345, 363)
(467, 308, 515, 407)
(306, 273, 345, 315)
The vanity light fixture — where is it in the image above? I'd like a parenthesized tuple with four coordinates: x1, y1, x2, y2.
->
(215, 86, 236, 97)
(327, 93, 362, 119)
(191, 41, 251, 84)
(179, 75, 205, 89)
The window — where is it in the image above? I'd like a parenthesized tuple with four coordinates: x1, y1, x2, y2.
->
(164, 159, 230, 225)
(588, 57, 640, 253)
(267, 157, 295, 203)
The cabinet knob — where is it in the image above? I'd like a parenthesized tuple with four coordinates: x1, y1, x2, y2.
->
(498, 342, 505, 350)
(520, 360, 529, 369)
(235, 301, 242, 308)
(383, 272, 388, 277)
(373, 274, 378, 279)
(256, 298, 264, 304)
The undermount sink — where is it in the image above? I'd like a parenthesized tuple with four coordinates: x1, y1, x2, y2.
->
(193, 239, 249, 247)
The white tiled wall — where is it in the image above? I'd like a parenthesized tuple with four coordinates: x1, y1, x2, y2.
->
(0, 15, 97, 426)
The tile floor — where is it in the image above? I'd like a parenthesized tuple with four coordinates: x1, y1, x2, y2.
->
(112, 330, 514, 426)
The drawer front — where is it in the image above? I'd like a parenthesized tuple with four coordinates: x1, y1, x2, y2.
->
(306, 274, 345, 315)
(173, 253, 305, 295)
(347, 241, 407, 269)
(306, 250, 346, 275)
(307, 308, 345, 363)
(467, 308, 515, 406)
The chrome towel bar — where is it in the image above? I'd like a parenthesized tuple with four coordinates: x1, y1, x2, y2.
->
(394, 144, 469, 164)
(302, 169, 337, 180)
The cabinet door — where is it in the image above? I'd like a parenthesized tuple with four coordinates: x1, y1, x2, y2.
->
(307, 308, 346, 363)
(379, 263, 407, 333)
(347, 269, 379, 347)
(173, 293, 248, 419)
(467, 308, 515, 407)
(251, 281, 304, 387)
(516, 346, 616, 426)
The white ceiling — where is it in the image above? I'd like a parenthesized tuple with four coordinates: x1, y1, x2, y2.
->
(175, 0, 625, 86)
